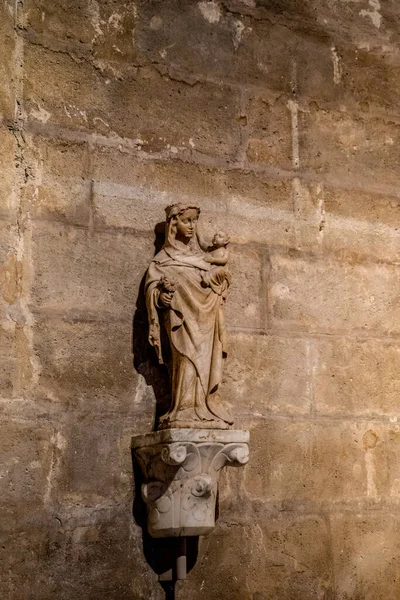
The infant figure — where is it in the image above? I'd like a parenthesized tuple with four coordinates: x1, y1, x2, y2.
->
(198, 231, 231, 297)
(198, 231, 230, 266)
(206, 231, 230, 265)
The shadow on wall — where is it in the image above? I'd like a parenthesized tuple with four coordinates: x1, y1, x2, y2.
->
(131, 453, 199, 598)
(132, 220, 170, 430)
(131, 221, 199, 598)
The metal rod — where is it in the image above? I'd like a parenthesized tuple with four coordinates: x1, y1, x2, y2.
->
(163, 582, 175, 600)
(176, 537, 187, 580)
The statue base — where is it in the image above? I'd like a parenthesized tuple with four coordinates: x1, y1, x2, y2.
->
(158, 418, 230, 430)
(132, 428, 249, 538)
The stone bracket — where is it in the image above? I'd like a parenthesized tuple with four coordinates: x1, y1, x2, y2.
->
(132, 429, 249, 538)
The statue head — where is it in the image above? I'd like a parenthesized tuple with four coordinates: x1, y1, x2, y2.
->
(165, 203, 201, 246)
(212, 231, 230, 248)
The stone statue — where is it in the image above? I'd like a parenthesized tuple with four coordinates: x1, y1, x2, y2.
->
(133, 203, 249, 543)
(145, 203, 233, 430)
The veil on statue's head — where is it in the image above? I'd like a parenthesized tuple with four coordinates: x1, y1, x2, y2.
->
(164, 203, 201, 250)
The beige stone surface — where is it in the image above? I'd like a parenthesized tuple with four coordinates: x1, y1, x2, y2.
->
(134, 5, 297, 91)
(187, 515, 332, 599)
(0, 510, 157, 600)
(30, 223, 154, 316)
(0, 220, 19, 398)
(331, 512, 400, 600)
(30, 317, 149, 413)
(245, 93, 292, 169)
(300, 106, 400, 186)
(24, 45, 241, 158)
(23, 135, 91, 225)
(24, 0, 138, 66)
(313, 337, 400, 417)
(0, 418, 53, 517)
(226, 244, 264, 330)
(243, 419, 371, 504)
(91, 149, 296, 247)
(2, 0, 400, 597)
(322, 186, 400, 263)
(269, 254, 400, 335)
(0, 126, 18, 216)
(0, 1, 16, 123)
(223, 332, 311, 416)
(48, 411, 138, 505)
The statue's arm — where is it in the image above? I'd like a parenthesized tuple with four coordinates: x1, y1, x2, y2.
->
(158, 290, 173, 307)
(196, 230, 210, 252)
(145, 285, 164, 364)
(204, 248, 229, 265)
(157, 276, 176, 307)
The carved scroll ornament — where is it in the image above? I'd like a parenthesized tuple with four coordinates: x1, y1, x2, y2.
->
(133, 429, 249, 537)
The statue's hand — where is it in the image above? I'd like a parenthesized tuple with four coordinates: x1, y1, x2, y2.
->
(159, 290, 174, 307)
(157, 276, 177, 308)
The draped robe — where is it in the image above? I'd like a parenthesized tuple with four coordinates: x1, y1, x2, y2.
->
(145, 244, 232, 429)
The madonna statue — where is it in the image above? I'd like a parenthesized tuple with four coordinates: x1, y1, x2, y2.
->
(145, 203, 233, 430)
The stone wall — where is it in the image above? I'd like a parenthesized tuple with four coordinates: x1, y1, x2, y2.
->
(1, 0, 400, 598)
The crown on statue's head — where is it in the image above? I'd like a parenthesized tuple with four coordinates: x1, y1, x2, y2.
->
(165, 203, 201, 220)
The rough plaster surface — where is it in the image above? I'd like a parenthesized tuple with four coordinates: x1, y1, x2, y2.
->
(1, 0, 400, 598)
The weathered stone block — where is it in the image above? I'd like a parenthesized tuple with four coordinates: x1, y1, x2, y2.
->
(23, 0, 344, 104)
(92, 148, 295, 246)
(290, 178, 325, 252)
(222, 332, 311, 416)
(0, 520, 60, 600)
(0, 220, 19, 397)
(46, 410, 137, 505)
(0, 1, 16, 122)
(322, 186, 400, 263)
(24, 0, 98, 46)
(91, 153, 227, 233)
(188, 515, 332, 600)
(0, 312, 19, 400)
(313, 337, 400, 418)
(226, 244, 264, 330)
(323, 185, 400, 228)
(269, 254, 400, 335)
(24, 45, 241, 158)
(31, 317, 155, 423)
(0, 220, 18, 306)
(0, 508, 154, 600)
(24, 0, 138, 66)
(223, 0, 390, 51)
(23, 135, 91, 226)
(0, 353, 16, 398)
(243, 419, 370, 503)
(327, 423, 400, 501)
(30, 223, 154, 316)
(223, 201, 295, 250)
(0, 126, 17, 216)
(51, 515, 154, 600)
(300, 106, 400, 186)
(337, 46, 400, 113)
(369, 425, 400, 500)
(0, 419, 53, 517)
(135, 3, 293, 90)
(331, 512, 400, 600)
(245, 92, 292, 169)
(135, 0, 336, 103)
(295, 35, 341, 103)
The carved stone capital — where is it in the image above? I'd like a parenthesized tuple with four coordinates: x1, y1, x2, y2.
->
(132, 428, 249, 538)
